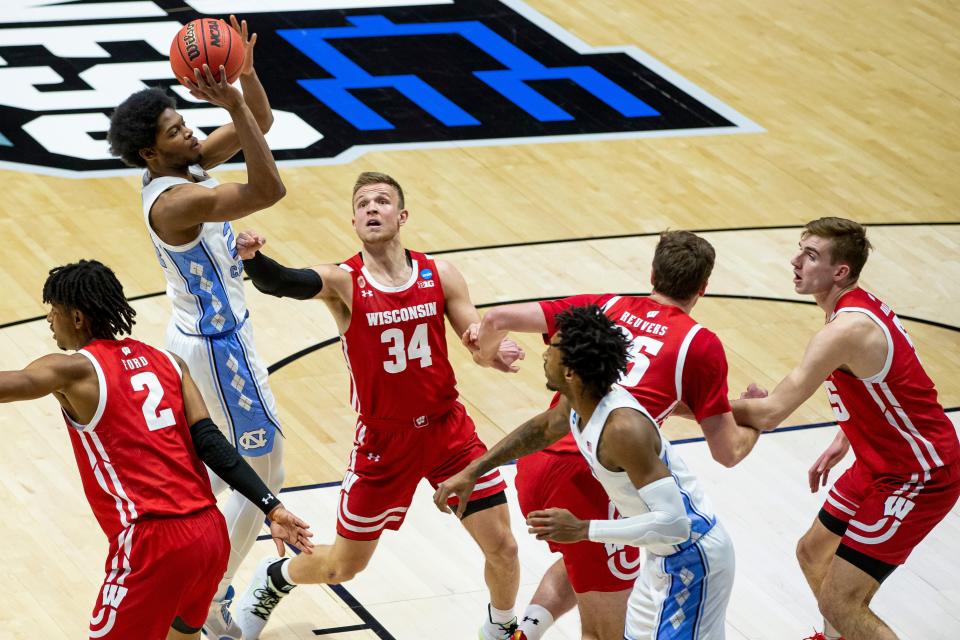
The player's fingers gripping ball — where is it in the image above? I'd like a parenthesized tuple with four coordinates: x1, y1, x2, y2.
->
(170, 18, 244, 86)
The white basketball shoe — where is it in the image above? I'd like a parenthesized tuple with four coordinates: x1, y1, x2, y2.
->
(236, 557, 293, 640)
(202, 585, 244, 640)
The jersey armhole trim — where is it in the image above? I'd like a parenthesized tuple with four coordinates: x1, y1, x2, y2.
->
(159, 349, 183, 379)
(833, 307, 894, 383)
(143, 174, 213, 252)
(674, 324, 703, 404)
(66, 350, 108, 432)
(601, 295, 621, 312)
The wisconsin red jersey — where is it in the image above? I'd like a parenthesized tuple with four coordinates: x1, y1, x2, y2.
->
(63, 338, 216, 540)
(340, 251, 459, 427)
(826, 288, 959, 474)
(540, 294, 731, 452)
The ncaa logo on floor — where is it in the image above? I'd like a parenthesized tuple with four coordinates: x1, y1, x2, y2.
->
(0, 0, 759, 176)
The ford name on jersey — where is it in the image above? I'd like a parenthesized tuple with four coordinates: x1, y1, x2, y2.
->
(0, 0, 759, 176)
(366, 302, 439, 326)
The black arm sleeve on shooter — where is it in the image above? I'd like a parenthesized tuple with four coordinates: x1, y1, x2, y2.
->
(190, 418, 280, 515)
(243, 251, 323, 300)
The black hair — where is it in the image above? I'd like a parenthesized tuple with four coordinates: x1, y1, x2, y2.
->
(554, 305, 631, 399)
(106, 88, 175, 167)
(43, 260, 136, 340)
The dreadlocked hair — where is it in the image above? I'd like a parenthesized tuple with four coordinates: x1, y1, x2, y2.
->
(43, 260, 136, 340)
(554, 305, 631, 400)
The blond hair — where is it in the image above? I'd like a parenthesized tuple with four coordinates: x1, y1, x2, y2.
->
(352, 172, 405, 209)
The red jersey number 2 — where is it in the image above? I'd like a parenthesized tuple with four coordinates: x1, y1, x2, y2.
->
(131, 371, 177, 432)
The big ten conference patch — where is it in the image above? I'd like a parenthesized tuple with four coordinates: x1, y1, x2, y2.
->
(0, 0, 759, 176)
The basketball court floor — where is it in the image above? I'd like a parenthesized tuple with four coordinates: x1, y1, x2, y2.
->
(0, 1, 957, 638)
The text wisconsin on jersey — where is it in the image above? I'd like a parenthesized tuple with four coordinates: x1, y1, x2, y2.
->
(366, 302, 439, 326)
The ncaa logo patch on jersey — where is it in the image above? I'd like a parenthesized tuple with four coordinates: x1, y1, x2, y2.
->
(420, 268, 433, 280)
(0, 0, 759, 176)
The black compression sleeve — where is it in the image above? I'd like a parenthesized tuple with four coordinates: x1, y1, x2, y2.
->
(243, 251, 323, 300)
(190, 418, 280, 515)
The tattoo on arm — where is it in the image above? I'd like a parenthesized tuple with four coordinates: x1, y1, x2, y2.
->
(472, 409, 567, 476)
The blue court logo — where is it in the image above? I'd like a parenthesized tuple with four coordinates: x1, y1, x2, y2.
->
(0, 0, 758, 176)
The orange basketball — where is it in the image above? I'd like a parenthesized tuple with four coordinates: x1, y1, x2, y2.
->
(170, 18, 243, 86)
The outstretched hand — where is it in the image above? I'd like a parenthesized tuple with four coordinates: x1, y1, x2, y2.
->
(181, 64, 244, 110)
(236, 230, 267, 259)
(267, 505, 314, 555)
(808, 432, 850, 493)
(229, 15, 258, 76)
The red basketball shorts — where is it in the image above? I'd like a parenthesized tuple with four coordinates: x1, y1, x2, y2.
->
(823, 460, 960, 566)
(515, 450, 641, 593)
(337, 401, 506, 541)
(88, 506, 229, 639)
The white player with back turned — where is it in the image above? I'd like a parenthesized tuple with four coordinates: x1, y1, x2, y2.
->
(106, 16, 286, 638)
(437, 305, 735, 639)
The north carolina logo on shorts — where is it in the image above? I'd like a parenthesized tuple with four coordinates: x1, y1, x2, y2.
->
(0, 0, 758, 176)
(239, 428, 268, 450)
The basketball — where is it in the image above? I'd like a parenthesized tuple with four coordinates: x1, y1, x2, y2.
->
(169, 18, 243, 86)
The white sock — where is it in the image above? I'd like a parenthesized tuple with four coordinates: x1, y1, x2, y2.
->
(823, 619, 842, 640)
(517, 604, 554, 639)
(488, 604, 516, 624)
(280, 557, 298, 586)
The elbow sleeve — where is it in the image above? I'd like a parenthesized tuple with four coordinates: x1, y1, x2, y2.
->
(587, 477, 691, 547)
(190, 418, 280, 515)
(243, 251, 322, 300)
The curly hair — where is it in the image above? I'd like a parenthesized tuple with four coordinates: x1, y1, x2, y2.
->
(43, 260, 136, 340)
(106, 88, 175, 167)
(554, 305, 631, 400)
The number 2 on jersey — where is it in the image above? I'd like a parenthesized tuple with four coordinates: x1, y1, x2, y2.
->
(131, 371, 177, 431)
(381, 323, 433, 373)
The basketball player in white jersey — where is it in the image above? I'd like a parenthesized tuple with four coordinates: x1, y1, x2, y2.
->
(460, 230, 761, 639)
(436, 305, 736, 639)
(106, 17, 286, 639)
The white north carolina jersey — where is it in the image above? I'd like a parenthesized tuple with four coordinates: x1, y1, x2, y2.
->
(570, 384, 717, 556)
(142, 165, 248, 337)
(571, 385, 734, 639)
